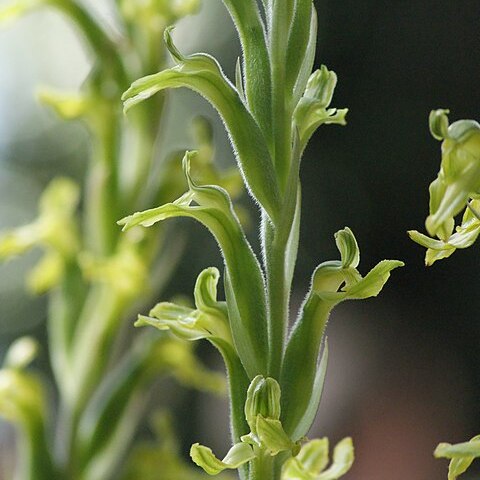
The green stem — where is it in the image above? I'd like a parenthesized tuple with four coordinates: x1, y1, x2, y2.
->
(264, 219, 287, 379)
(84, 108, 121, 256)
(48, 262, 87, 394)
(250, 450, 276, 480)
(17, 417, 57, 480)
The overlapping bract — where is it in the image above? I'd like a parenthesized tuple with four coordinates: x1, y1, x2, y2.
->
(119, 1, 403, 478)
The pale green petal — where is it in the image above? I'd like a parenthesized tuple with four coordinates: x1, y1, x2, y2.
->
(316, 438, 354, 480)
(297, 438, 330, 475)
(282, 438, 330, 479)
(136, 306, 209, 341)
(255, 416, 298, 456)
(0, 224, 40, 258)
(190, 442, 255, 475)
(343, 260, 404, 300)
(0, 369, 45, 424)
(0, 177, 79, 293)
(408, 230, 447, 250)
(425, 247, 456, 266)
(136, 301, 231, 344)
(435, 438, 480, 459)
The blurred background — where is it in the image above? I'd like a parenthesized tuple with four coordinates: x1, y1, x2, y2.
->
(1, 1, 480, 479)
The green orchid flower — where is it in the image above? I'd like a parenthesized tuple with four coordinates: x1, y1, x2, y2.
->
(410, 110, 480, 264)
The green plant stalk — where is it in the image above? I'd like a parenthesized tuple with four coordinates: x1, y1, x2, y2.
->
(263, 219, 288, 379)
(16, 418, 56, 480)
(50, 24, 165, 474)
(48, 0, 128, 87)
(119, 2, 402, 479)
(263, 2, 299, 381)
(84, 114, 121, 256)
(250, 450, 275, 480)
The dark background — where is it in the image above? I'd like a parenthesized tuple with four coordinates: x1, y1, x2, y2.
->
(1, 1, 479, 479)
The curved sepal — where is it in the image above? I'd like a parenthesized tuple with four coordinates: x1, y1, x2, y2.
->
(429, 109, 450, 141)
(191, 442, 255, 475)
(122, 30, 280, 221)
(282, 437, 354, 480)
(294, 66, 348, 151)
(281, 228, 403, 438)
(434, 435, 480, 480)
(119, 153, 269, 377)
